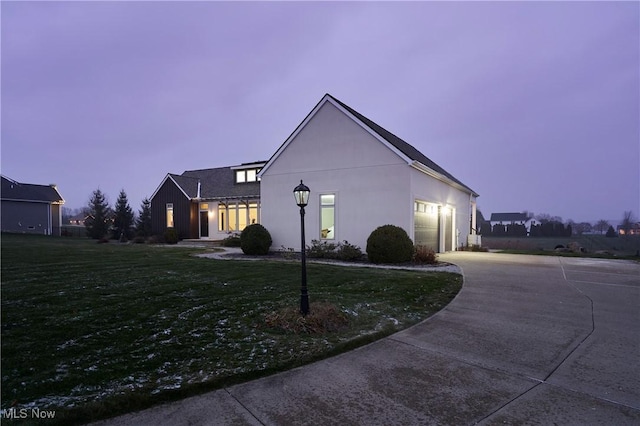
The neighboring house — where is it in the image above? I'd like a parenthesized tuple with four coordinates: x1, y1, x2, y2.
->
(259, 94, 479, 253)
(489, 212, 535, 234)
(150, 162, 265, 239)
(617, 223, 640, 236)
(1, 175, 65, 236)
(68, 213, 89, 226)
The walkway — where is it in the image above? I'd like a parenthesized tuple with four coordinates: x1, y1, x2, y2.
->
(93, 252, 640, 425)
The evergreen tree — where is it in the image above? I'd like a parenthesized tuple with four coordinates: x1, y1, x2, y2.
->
(114, 189, 134, 240)
(85, 189, 110, 239)
(136, 197, 152, 237)
(605, 225, 617, 238)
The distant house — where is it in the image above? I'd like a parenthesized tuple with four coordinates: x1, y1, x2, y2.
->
(489, 212, 535, 234)
(1, 175, 65, 235)
(68, 213, 89, 226)
(150, 162, 264, 239)
(617, 223, 640, 236)
(259, 94, 479, 252)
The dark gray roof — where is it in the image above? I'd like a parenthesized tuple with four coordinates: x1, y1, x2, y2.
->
(490, 212, 529, 222)
(1, 175, 64, 203)
(174, 166, 261, 200)
(327, 94, 478, 196)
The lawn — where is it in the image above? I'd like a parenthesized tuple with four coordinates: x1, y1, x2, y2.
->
(0, 234, 461, 424)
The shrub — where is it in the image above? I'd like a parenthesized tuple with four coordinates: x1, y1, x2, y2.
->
(164, 228, 179, 244)
(240, 224, 272, 255)
(336, 241, 363, 261)
(366, 225, 414, 264)
(221, 234, 242, 247)
(307, 240, 338, 259)
(413, 245, 437, 264)
(306, 240, 363, 261)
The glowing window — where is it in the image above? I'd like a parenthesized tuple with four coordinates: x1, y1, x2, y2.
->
(166, 203, 174, 228)
(320, 194, 335, 240)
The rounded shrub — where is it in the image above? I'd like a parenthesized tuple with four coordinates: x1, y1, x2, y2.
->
(366, 225, 414, 264)
(164, 228, 179, 244)
(240, 224, 272, 255)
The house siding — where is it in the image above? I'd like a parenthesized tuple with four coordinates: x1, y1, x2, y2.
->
(1, 201, 52, 234)
(151, 178, 196, 239)
(261, 98, 476, 253)
(261, 101, 412, 250)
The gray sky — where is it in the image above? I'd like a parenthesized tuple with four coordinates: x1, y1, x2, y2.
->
(2, 1, 638, 224)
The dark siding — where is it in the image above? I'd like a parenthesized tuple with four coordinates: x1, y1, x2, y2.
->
(151, 178, 193, 239)
(189, 203, 199, 239)
(1, 201, 49, 234)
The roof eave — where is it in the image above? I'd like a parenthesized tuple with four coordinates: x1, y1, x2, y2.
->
(410, 161, 479, 197)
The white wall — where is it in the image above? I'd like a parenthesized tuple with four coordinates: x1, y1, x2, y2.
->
(261, 100, 474, 252)
(261, 101, 412, 251)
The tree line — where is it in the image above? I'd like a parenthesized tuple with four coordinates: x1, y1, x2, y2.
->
(80, 189, 151, 240)
(478, 211, 635, 238)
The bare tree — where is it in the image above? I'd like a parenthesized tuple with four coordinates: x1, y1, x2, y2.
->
(595, 219, 610, 235)
(620, 211, 636, 236)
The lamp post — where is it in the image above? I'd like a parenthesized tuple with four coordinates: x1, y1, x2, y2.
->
(293, 180, 310, 316)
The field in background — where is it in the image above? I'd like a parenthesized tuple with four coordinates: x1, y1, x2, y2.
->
(1, 234, 461, 424)
(482, 234, 640, 256)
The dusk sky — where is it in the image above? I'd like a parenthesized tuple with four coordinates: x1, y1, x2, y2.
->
(2, 1, 638, 224)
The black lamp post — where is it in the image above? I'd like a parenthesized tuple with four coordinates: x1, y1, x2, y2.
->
(293, 180, 310, 316)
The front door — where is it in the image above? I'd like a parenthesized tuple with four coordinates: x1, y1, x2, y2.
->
(200, 211, 209, 238)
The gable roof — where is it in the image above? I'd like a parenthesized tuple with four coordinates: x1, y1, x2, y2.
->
(151, 163, 264, 202)
(1, 175, 64, 204)
(490, 212, 530, 222)
(260, 94, 478, 197)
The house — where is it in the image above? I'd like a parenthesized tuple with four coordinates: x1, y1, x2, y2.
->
(489, 212, 535, 234)
(68, 213, 89, 226)
(617, 223, 640, 236)
(150, 162, 265, 239)
(1, 175, 65, 235)
(258, 94, 479, 253)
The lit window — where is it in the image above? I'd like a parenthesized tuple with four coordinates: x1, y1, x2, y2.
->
(246, 169, 256, 182)
(320, 194, 335, 239)
(249, 202, 259, 225)
(166, 203, 174, 228)
(236, 171, 246, 183)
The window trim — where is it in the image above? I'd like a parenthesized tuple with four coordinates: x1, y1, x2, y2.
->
(319, 193, 336, 240)
(166, 203, 174, 228)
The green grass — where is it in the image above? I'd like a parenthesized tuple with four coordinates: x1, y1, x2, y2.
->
(482, 235, 640, 259)
(1, 234, 461, 424)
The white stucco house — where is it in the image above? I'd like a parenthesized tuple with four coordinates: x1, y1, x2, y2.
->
(259, 94, 479, 253)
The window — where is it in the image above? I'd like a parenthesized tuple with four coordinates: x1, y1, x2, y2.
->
(249, 202, 258, 225)
(320, 194, 335, 239)
(166, 203, 174, 228)
(235, 168, 261, 183)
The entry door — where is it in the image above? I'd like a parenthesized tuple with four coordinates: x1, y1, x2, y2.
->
(200, 211, 209, 238)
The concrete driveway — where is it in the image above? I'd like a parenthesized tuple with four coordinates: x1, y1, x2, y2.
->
(94, 253, 639, 425)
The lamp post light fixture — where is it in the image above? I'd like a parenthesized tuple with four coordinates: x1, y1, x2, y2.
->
(293, 180, 310, 316)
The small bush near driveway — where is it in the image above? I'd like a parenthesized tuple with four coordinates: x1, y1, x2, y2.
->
(366, 224, 414, 264)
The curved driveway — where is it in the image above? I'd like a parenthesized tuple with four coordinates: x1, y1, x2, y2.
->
(96, 252, 640, 425)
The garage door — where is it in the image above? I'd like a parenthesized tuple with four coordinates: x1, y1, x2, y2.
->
(414, 201, 439, 251)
